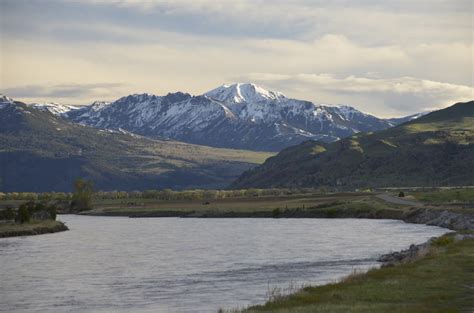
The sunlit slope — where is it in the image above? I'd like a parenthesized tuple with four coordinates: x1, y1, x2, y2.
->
(231, 101, 474, 189)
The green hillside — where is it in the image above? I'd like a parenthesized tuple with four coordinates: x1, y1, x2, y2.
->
(0, 101, 272, 192)
(231, 101, 474, 189)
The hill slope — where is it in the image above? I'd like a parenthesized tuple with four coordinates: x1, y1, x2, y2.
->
(231, 101, 474, 189)
(65, 83, 403, 151)
(0, 96, 271, 192)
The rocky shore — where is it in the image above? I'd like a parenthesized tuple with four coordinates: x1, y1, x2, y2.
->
(402, 208, 474, 231)
(377, 233, 474, 266)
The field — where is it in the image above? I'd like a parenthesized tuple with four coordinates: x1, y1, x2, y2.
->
(233, 233, 474, 313)
(78, 188, 474, 217)
(84, 192, 401, 217)
(2, 188, 473, 218)
(411, 188, 474, 205)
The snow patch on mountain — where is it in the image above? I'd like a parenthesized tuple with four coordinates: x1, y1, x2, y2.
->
(11, 84, 421, 151)
(28, 102, 80, 115)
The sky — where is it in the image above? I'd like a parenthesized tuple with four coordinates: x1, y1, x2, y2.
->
(0, 0, 473, 117)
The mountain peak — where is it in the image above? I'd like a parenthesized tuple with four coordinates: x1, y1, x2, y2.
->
(205, 82, 285, 104)
(0, 94, 14, 108)
(90, 101, 112, 111)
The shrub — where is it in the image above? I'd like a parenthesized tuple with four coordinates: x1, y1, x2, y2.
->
(0, 207, 15, 220)
(432, 236, 454, 247)
(272, 208, 281, 218)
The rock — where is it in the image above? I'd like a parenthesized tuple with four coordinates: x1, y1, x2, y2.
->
(403, 208, 474, 231)
(377, 238, 435, 265)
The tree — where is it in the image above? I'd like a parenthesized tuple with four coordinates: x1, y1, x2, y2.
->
(398, 191, 405, 198)
(17, 205, 31, 224)
(70, 178, 94, 212)
(47, 205, 57, 220)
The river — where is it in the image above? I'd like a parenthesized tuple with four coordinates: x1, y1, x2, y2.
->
(0, 215, 448, 312)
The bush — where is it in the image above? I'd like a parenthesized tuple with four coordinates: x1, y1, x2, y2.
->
(432, 236, 454, 247)
(398, 191, 405, 198)
(0, 207, 15, 220)
(272, 208, 281, 218)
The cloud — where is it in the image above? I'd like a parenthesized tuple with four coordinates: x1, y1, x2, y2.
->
(238, 73, 474, 117)
(3, 83, 125, 104)
(0, 0, 472, 114)
(2, 0, 471, 44)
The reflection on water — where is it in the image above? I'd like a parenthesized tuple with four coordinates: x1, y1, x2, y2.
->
(0, 215, 448, 312)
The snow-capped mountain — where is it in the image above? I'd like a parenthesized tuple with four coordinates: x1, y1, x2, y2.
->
(0, 94, 80, 115)
(27, 102, 81, 115)
(65, 83, 402, 151)
(0, 94, 14, 108)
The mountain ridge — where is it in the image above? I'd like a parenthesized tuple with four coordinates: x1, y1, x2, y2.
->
(0, 97, 271, 192)
(23, 83, 424, 151)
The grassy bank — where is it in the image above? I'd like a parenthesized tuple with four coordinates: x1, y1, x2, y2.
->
(0, 220, 68, 238)
(81, 192, 401, 217)
(74, 192, 473, 231)
(231, 233, 474, 313)
(412, 188, 474, 207)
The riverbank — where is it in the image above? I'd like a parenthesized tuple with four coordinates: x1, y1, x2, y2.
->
(231, 232, 474, 313)
(0, 220, 68, 238)
(219, 192, 474, 312)
(81, 199, 473, 231)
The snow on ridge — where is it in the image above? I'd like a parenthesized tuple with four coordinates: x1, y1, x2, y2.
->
(90, 101, 111, 110)
(28, 102, 81, 115)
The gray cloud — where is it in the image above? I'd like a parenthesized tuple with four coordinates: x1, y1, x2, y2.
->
(2, 0, 471, 43)
(237, 73, 474, 116)
(3, 83, 124, 102)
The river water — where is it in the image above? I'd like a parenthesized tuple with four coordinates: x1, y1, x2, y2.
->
(0, 215, 448, 312)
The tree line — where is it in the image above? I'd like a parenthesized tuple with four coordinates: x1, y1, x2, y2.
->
(0, 202, 57, 224)
(0, 186, 323, 202)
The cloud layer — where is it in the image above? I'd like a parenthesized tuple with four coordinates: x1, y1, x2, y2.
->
(1, 0, 472, 116)
(240, 73, 474, 116)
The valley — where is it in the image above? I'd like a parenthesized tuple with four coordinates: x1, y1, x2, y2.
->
(0, 95, 272, 192)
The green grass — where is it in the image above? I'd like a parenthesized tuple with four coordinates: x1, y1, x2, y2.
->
(0, 219, 63, 234)
(86, 193, 379, 215)
(231, 102, 474, 190)
(412, 188, 474, 204)
(236, 234, 474, 313)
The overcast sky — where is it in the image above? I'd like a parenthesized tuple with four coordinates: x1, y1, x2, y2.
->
(1, 0, 473, 117)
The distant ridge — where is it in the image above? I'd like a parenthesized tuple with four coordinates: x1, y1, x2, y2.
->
(0, 96, 271, 192)
(231, 101, 474, 189)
